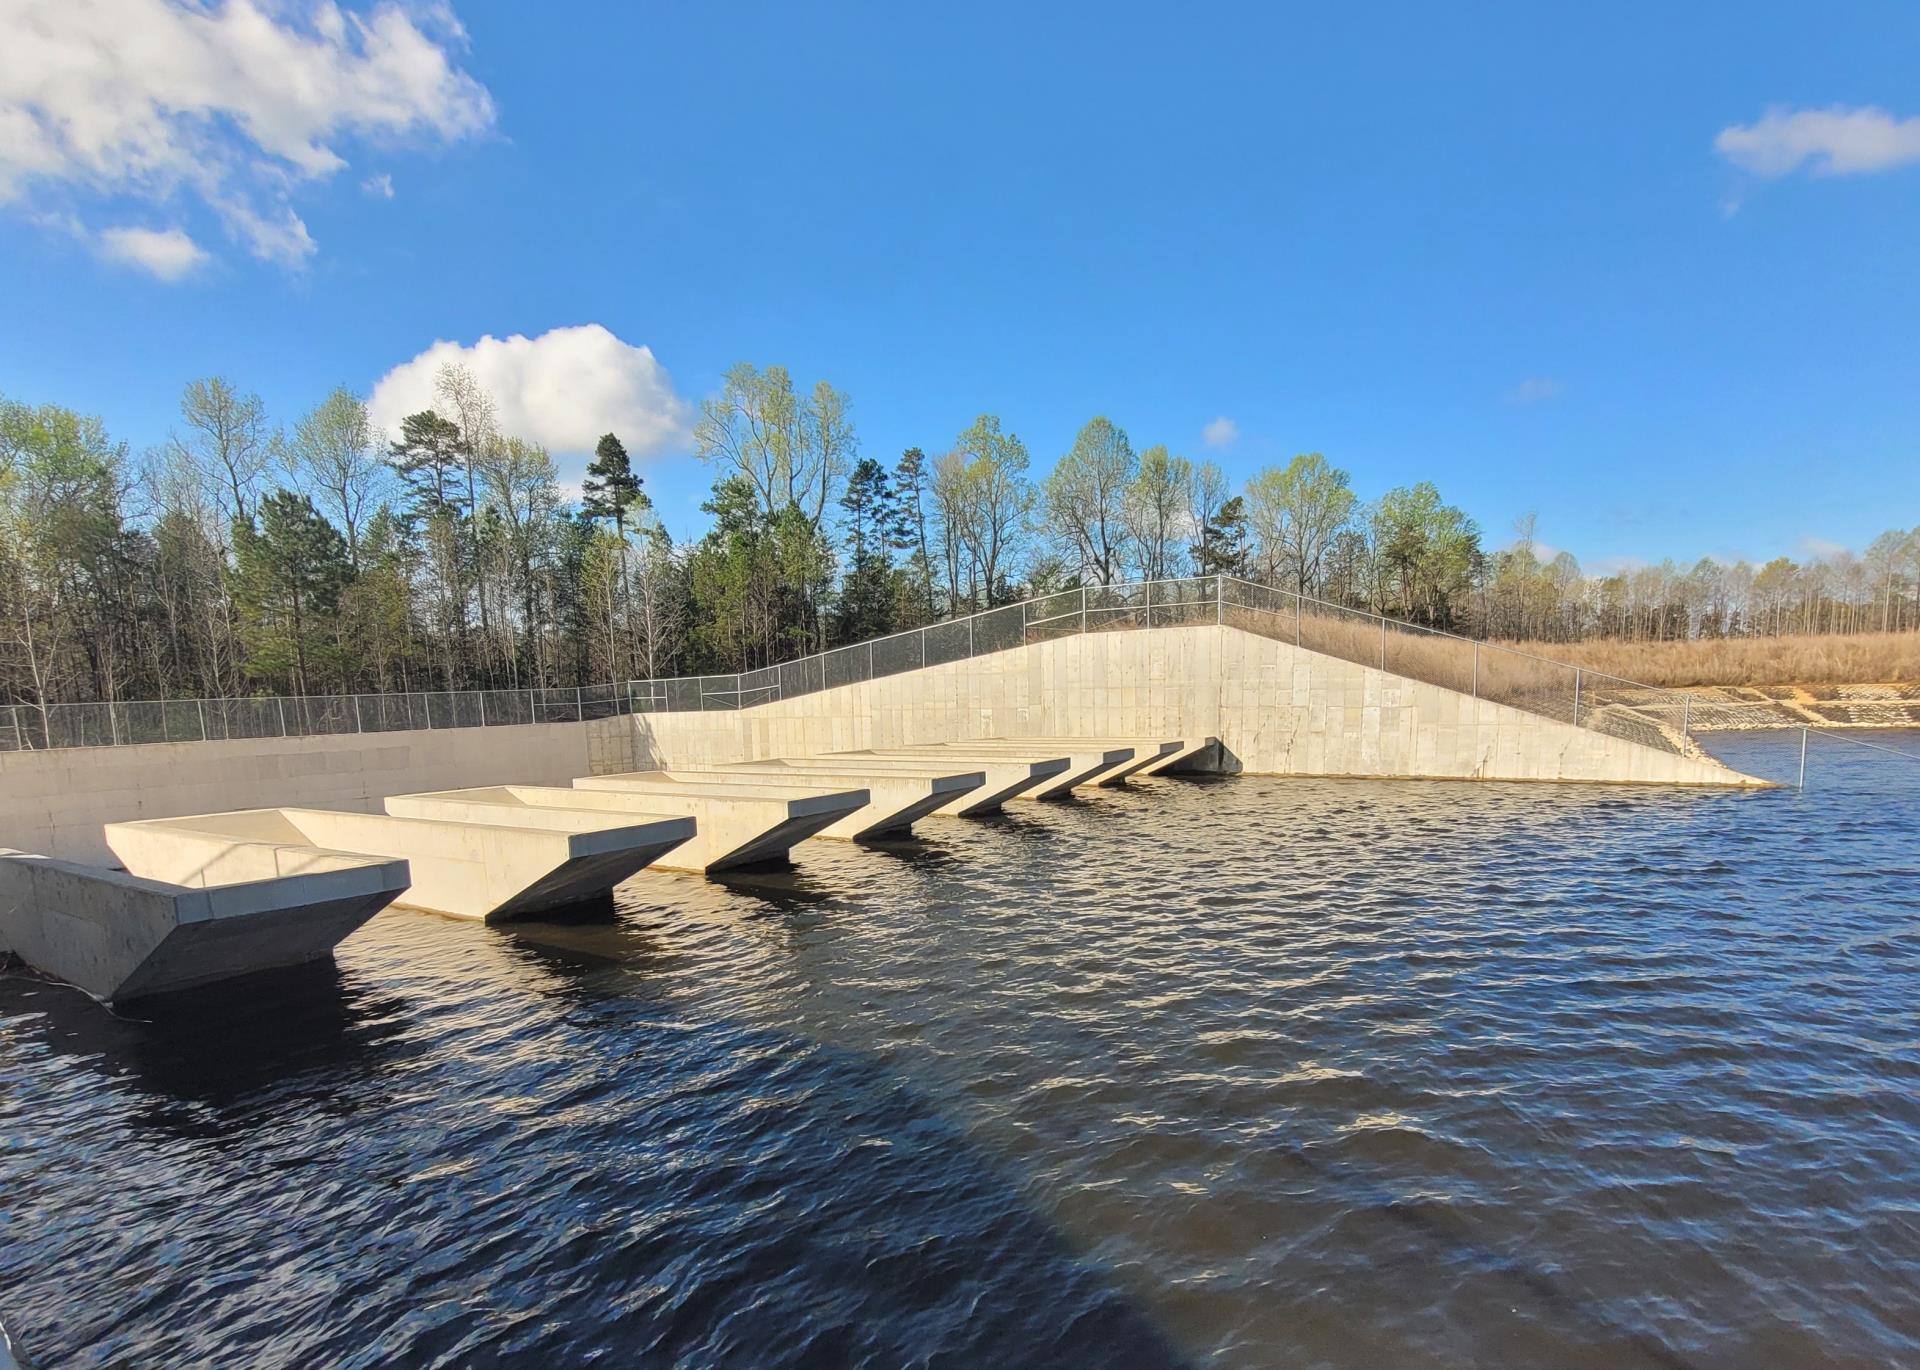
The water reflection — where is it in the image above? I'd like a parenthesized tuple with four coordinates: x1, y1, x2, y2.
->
(5, 959, 407, 1143)
(2, 734, 1916, 1368)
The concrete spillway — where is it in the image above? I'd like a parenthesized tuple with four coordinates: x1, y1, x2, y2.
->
(743, 754, 1066, 816)
(389, 782, 866, 873)
(106, 807, 694, 923)
(585, 767, 982, 840)
(0, 843, 407, 1002)
(852, 742, 1135, 799)
(948, 737, 1184, 785)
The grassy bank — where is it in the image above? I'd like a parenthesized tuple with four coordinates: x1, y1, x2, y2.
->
(1494, 631, 1920, 689)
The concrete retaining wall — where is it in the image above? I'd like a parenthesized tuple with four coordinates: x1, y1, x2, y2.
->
(628, 625, 1754, 786)
(1, 717, 635, 864)
(0, 626, 1756, 864)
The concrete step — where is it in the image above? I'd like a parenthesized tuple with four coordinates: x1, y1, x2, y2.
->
(389, 782, 864, 873)
(106, 807, 693, 923)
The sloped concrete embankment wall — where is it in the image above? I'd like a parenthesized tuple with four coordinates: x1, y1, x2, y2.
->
(627, 625, 1753, 787)
(0, 716, 639, 865)
(0, 626, 1753, 866)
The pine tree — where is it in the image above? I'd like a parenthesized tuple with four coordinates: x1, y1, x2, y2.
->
(229, 491, 352, 697)
(387, 411, 468, 520)
(834, 457, 904, 643)
(582, 432, 648, 539)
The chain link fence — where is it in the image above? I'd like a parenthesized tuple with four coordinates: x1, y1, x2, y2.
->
(3, 577, 1711, 758)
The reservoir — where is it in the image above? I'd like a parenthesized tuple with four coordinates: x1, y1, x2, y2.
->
(2, 730, 1915, 1367)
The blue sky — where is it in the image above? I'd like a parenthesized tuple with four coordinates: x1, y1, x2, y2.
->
(1, 0, 1915, 570)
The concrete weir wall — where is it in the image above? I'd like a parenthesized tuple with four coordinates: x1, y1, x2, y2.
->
(628, 625, 1753, 787)
(0, 716, 641, 864)
(0, 625, 1752, 864)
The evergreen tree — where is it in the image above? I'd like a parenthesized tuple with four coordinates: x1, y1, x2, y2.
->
(388, 410, 468, 519)
(582, 432, 648, 537)
(1195, 495, 1252, 577)
(229, 491, 352, 696)
(835, 457, 904, 643)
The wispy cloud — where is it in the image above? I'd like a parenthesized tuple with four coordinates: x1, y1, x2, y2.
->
(1797, 535, 1852, 561)
(362, 172, 395, 200)
(0, 1, 494, 266)
(1503, 377, 1564, 406)
(95, 225, 208, 281)
(1716, 105, 1920, 179)
(1200, 416, 1238, 449)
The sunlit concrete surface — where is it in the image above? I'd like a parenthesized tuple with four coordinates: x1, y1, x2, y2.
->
(1137, 738, 1222, 775)
(933, 737, 1182, 787)
(584, 767, 981, 841)
(0, 843, 406, 1002)
(624, 626, 1762, 786)
(0, 717, 632, 865)
(823, 749, 1071, 815)
(874, 742, 1135, 799)
(388, 782, 864, 873)
(106, 807, 692, 923)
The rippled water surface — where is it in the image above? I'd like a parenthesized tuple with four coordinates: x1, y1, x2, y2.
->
(4, 732, 1918, 1368)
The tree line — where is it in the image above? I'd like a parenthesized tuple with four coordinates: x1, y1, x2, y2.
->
(2, 369, 1916, 713)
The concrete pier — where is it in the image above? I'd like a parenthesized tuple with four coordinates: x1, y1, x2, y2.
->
(585, 766, 982, 840)
(388, 782, 866, 873)
(107, 807, 694, 923)
(1137, 737, 1221, 775)
(823, 749, 1070, 815)
(884, 742, 1135, 799)
(0, 843, 407, 1002)
(1047, 738, 1185, 785)
(763, 753, 1067, 816)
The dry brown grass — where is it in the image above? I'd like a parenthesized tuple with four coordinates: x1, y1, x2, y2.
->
(1491, 631, 1920, 689)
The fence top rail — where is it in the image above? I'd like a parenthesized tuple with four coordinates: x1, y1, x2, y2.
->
(7, 572, 1757, 747)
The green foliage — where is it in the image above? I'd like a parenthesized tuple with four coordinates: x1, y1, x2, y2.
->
(5, 370, 1914, 712)
(389, 410, 469, 520)
(582, 431, 648, 534)
(229, 490, 352, 693)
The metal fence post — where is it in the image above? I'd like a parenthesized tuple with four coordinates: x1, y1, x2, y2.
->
(277, 697, 288, 737)
(1294, 593, 1302, 648)
(1215, 576, 1223, 625)
(527, 689, 536, 724)
(421, 692, 433, 730)
(969, 613, 975, 657)
(1572, 669, 1582, 725)
(1081, 585, 1088, 634)
(919, 628, 927, 669)
(354, 695, 364, 734)
(1799, 726, 1809, 790)
(576, 686, 584, 722)
(1378, 618, 1386, 671)
(868, 640, 875, 680)
(1021, 598, 1029, 643)
(1472, 641, 1479, 698)
(197, 698, 208, 742)
(1682, 695, 1690, 743)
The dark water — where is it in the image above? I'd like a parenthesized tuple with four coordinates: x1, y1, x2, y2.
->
(3, 732, 1918, 1369)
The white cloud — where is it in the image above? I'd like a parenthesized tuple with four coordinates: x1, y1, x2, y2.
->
(0, 0, 494, 265)
(1716, 105, 1920, 178)
(1503, 377, 1563, 405)
(367, 325, 693, 457)
(362, 171, 395, 199)
(1797, 535, 1851, 561)
(95, 224, 208, 280)
(1201, 416, 1238, 448)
